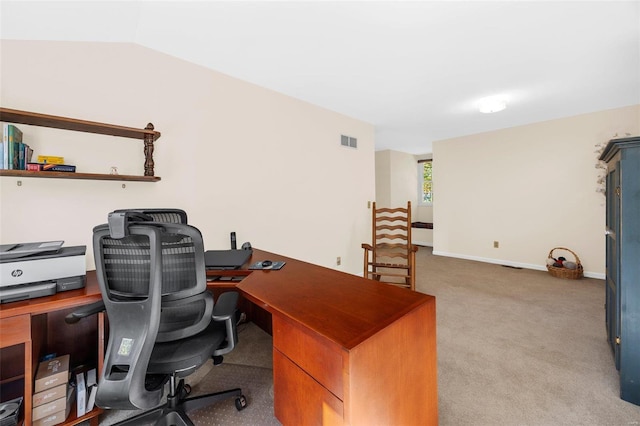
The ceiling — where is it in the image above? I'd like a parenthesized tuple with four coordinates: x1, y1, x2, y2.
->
(1, 1, 639, 154)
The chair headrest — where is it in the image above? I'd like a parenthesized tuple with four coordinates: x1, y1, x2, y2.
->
(107, 211, 154, 239)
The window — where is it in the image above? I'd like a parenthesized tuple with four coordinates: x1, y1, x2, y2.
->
(418, 159, 433, 204)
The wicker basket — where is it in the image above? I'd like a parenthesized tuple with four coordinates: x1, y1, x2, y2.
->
(546, 247, 584, 279)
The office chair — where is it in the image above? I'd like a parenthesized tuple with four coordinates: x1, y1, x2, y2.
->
(69, 210, 247, 425)
(66, 209, 189, 324)
(362, 201, 419, 291)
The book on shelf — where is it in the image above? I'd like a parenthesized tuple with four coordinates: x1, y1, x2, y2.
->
(25, 144, 34, 163)
(37, 155, 65, 164)
(2, 123, 23, 169)
(18, 143, 25, 170)
(12, 143, 32, 170)
(76, 371, 86, 417)
(27, 163, 76, 172)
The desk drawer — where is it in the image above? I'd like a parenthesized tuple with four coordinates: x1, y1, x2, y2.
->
(274, 348, 343, 425)
(272, 314, 344, 400)
(0, 314, 30, 348)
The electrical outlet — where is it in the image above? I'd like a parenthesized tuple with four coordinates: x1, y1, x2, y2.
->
(336, 256, 341, 266)
(493, 241, 499, 248)
(367, 201, 371, 209)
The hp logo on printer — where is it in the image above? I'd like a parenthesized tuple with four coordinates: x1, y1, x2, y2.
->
(11, 269, 23, 277)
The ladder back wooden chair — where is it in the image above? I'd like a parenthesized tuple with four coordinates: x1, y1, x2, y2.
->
(362, 201, 418, 291)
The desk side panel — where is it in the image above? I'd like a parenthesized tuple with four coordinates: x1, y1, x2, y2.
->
(0, 313, 30, 347)
(346, 297, 437, 426)
(274, 348, 343, 425)
(0, 314, 33, 424)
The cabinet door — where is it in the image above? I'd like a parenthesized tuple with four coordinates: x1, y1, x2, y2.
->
(605, 162, 621, 368)
(619, 146, 640, 406)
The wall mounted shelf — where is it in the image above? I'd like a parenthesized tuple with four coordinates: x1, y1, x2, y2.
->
(0, 107, 161, 181)
(0, 169, 160, 182)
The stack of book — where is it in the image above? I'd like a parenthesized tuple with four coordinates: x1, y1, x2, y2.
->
(27, 155, 76, 173)
(1, 123, 33, 170)
(32, 355, 74, 426)
(1, 123, 76, 172)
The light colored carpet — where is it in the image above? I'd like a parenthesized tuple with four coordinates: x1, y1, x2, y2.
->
(417, 246, 640, 425)
(188, 363, 279, 425)
(186, 321, 279, 424)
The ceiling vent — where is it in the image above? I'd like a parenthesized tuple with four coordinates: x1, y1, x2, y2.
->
(341, 135, 357, 149)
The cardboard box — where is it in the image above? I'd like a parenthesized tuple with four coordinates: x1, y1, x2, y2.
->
(32, 396, 65, 421)
(33, 383, 66, 407)
(32, 384, 74, 426)
(34, 355, 69, 393)
(32, 410, 67, 426)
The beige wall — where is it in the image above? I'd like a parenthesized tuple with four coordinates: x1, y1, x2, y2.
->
(432, 105, 640, 278)
(0, 40, 375, 273)
(374, 149, 433, 246)
(375, 150, 417, 208)
(374, 150, 392, 207)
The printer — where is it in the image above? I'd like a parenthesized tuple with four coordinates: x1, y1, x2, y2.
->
(0, 241, 86, 304)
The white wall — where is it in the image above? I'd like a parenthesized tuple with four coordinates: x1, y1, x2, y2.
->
(432, 105, 640, 278)
(374, 150, 392, 207)
(374, 149, 433, 246)
(0, 40, 375, 274)
(375, 150, 417, 208)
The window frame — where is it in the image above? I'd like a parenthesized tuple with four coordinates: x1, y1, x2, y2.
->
(417, 159, 433, 206)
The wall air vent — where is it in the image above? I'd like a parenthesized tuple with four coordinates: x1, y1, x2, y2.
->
(341, 135, 357, 149)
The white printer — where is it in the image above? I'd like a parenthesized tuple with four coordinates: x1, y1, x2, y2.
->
(0, 241, 86, 304)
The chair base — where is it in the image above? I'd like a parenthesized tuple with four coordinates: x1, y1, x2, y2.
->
(112, 376, 246, 426)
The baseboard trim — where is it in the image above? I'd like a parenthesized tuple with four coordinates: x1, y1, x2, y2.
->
(414, 241, 433, 247)
(431, 250, 605, 280)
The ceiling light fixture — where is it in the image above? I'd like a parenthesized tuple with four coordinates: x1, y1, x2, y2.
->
(478, 95, 507, 114)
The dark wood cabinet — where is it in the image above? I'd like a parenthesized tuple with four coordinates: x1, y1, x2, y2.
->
(600, 136, 640, 406)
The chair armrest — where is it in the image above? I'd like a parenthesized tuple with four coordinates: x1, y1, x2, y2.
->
(411, 244, 419, 252)
(362, 243, 373, 251)
(64, 300, 105, 324)
(212, 291, 239, 321)
(212, 291, 239, 356)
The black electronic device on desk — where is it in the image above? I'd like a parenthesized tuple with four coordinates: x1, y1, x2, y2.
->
(204, 249, 252, 270)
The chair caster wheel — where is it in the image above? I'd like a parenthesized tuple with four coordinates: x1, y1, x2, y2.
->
(235, 395, 247, 411)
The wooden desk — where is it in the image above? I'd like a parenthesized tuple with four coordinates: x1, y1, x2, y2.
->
(0, 276, 104, 425)
(210, 249, 438, 425)
(1, 249, 437, 426)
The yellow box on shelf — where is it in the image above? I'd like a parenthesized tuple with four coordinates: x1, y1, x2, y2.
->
(37, 155, 65, 164)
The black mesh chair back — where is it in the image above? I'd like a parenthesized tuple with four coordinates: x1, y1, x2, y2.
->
(94, 219, 213, 410)
(113, 208, 188, 224)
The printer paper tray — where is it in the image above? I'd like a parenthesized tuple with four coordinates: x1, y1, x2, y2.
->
(0, 281, 57, 304)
